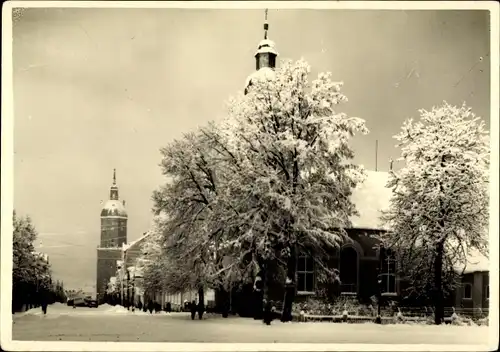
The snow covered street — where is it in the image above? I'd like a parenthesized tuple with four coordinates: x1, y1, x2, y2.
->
(11, 304, 490, 344)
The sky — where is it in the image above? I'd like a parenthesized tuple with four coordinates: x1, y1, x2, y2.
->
(12, 8, 491, 291)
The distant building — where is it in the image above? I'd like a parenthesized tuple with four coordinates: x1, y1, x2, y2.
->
(96, 169, 128, 303)
(114, 232, 216, 310)
(453, 250, 489, 311)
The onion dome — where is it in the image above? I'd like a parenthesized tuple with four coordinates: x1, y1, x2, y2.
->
(100, 199, 127, 217)
(101, 169, 128, 217)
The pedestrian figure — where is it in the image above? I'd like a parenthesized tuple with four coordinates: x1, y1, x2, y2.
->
(137, 300, 143, 311)
(166, 302, 172, 313)
(40, 289, 48, 315)
(190, 300, 197, 320)
(263, 299, 273, 325)
(148, 300, 154, 314)
(253, 274, 264, 320)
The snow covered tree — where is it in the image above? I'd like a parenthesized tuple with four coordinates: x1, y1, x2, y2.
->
(153, 59, 367, 320)
(152, 131, 245, 308)
(220, 59, 368, 320)
(380, 101, 490, 325)
(137, 223, 167, 299)
(12, 211, 53, 311)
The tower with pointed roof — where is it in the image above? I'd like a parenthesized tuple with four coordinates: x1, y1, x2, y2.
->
(96, 169, 128, 302)
(245, 9, 279, 94)
(100, 169, 128, 247)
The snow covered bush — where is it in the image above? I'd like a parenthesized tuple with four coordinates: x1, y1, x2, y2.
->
(477, 316, 489, 326)
(292, 296, 364, 316)
(293, 298, 332, 315)
(379, 101, 490, 325)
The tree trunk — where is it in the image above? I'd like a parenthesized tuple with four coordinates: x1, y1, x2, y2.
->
(434, 154, 447, 325)
(198, 286, 205, 320)
(219, 286, 229, 318)
(281, 245, 297, 322)
(253, 266, 265, 320)
(434, 240, 445, 325)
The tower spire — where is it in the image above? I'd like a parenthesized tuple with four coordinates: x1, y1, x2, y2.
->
(245, 9, 278, 94)
(110, 169, 119, 200)
(264, 9, 269, 39)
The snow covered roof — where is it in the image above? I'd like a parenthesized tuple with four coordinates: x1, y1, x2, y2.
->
(101, 199, 128, 217)
(258, 39, 276, 48)
(349, 170, 490, 273)
(454, 248, 489, 274)
(245, 67, 276, 89)
(255, 40, 278, 56)
(125, 232, 151, 253)
(350, 170, 391, 230)
(254, 39, 278, 56)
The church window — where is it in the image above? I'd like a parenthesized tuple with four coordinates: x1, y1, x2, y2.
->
(297, 254, 315, 293)
(379, 248, 397, 294)
(463, 283, 472, 299)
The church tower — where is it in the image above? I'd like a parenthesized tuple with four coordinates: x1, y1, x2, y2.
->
(96, 169, 128, 302)
(100, 169, 128, 247)
(245, 9, 279, 95)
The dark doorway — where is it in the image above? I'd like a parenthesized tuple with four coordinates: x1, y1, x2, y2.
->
(340, 246, 358, 293)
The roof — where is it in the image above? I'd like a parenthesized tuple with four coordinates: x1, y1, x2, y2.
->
(101, 199, 128, 217)
(350, 170, 391, 230)
(255, 39, 279, 56)
(125, 232, 151, 253)
(349, 170, 489, 273)
(245, 67, 276, 89)
(453, 248, 489, 274)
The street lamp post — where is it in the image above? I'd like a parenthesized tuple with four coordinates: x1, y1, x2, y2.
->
(376, 245, 385, 324)
(376, 246, 398, 324)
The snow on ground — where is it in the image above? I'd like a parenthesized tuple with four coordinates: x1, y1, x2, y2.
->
(15, 303, 174, 317)
(11, 307, 490, 345)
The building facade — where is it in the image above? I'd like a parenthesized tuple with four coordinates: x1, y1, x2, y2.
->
(96, 169, 128, 303)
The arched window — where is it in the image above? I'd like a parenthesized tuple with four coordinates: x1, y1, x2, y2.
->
(340, 246, 358, 294)
(463, 283, 472, 299)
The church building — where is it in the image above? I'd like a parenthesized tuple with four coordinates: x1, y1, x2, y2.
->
(224, 11, 490, 317)
(96, 169, 128, 303)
